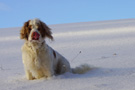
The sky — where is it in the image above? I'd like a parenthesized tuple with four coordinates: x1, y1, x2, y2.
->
(0, 0, 135, 28)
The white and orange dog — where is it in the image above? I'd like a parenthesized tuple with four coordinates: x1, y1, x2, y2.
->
(20, 19, 91, 80)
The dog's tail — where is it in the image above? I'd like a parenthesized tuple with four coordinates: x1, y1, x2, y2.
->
(72, 64, 94, 74)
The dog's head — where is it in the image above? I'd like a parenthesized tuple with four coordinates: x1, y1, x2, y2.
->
(20, 19, 53, 42)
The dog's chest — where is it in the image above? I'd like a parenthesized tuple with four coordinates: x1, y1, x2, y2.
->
(23, 43, 50, 68)
(31, 48, 49, 65)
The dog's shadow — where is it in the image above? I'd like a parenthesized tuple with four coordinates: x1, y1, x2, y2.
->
(55, 67, 135, 80)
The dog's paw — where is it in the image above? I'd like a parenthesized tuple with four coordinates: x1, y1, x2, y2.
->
(46, 75, 55, 80)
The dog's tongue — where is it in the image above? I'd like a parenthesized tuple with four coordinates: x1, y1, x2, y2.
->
(33, 32, 40, 40)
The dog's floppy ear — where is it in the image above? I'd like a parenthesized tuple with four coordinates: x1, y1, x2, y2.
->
(20, 20, 30, 40)
(39, 21, 53, 40)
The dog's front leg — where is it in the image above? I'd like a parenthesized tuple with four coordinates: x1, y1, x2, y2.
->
(43, 65, 54, 79)
(25, 69, 34, 80)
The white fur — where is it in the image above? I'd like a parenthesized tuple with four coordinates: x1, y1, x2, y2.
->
(29, 18, 40, 26)
(22, 41, 72, 80)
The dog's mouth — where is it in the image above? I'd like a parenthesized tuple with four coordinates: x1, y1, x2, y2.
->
(32, 32, 40, 40)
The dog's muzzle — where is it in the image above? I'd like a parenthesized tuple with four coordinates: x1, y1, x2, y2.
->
(32, 32, 40, 40)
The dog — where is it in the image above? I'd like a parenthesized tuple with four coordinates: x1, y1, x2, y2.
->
(20, 19, 91, 80)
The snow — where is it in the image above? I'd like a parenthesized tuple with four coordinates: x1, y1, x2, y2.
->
(0, 19, 135, 90)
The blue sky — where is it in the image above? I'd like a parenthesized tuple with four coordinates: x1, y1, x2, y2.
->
(0, 0, 135, 28)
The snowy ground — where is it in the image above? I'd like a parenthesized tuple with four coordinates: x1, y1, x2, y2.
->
(0, 19, 135, 90)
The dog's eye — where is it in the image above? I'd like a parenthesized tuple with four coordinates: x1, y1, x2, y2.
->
(38, 27, 41, 31)
(28, 26, 32, 31)
(29, 28, 31, 30)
